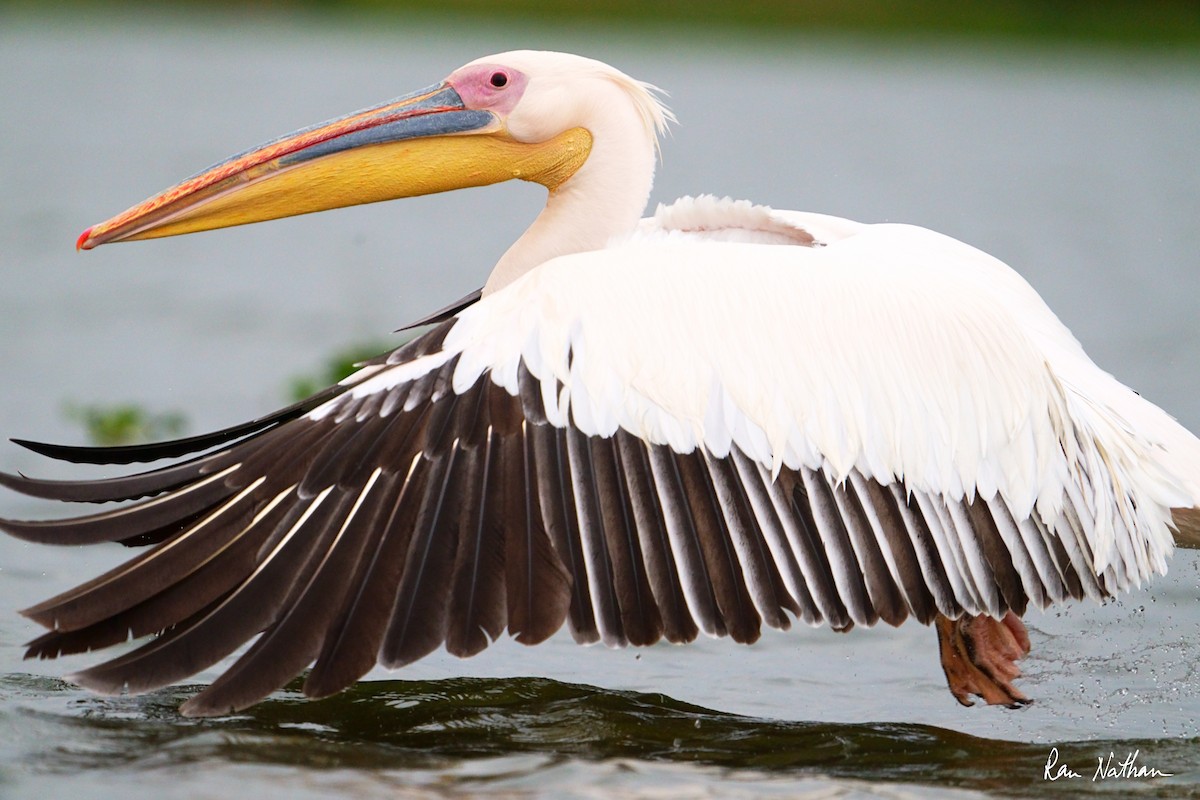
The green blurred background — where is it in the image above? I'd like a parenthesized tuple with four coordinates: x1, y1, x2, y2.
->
(5, 0, 1200, 46)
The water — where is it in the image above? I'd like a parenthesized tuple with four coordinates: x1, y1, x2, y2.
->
(2, 9, 1200, 798)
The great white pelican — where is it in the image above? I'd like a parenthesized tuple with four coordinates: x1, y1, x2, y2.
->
(4, 51, 1199, 717)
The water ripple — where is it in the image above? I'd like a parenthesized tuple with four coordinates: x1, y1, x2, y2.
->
(2, 673, 1196, 798)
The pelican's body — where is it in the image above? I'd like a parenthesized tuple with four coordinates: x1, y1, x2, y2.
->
(5, 51, 1199, 717)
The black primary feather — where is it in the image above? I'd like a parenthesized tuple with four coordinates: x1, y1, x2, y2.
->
(1, 311, 1070, 715)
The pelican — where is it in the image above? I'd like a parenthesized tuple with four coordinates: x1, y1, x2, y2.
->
(4, 51, 1199, 718)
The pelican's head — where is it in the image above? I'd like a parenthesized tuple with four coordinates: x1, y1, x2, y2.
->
(76, 51, 671, 252)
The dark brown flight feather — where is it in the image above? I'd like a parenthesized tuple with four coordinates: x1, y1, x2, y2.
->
(0, 316, 1086, 715)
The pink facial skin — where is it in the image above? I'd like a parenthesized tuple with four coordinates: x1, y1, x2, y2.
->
(447, 64, 530, 115)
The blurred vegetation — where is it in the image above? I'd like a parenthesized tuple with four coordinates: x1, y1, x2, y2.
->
(66, 340, 392, 446)
(64, 402, 187, 447)
(287, 339, 394, 402)
(350, 0, 1200, 47)
(10, 0, 1200, 47)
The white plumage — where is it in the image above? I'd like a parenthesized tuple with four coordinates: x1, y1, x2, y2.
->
(354, 194, 1198, 589)
(5, 50, 1199, 716)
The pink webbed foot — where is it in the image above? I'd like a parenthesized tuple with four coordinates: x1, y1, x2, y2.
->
(935, 611, 1032, 708)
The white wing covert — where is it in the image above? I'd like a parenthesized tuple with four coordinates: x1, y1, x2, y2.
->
(4, 217, 1198, 716)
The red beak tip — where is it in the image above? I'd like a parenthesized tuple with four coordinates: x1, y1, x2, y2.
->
(76, 227, 95, 251)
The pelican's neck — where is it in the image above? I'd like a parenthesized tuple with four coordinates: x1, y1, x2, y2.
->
(483, 123, 656, 295)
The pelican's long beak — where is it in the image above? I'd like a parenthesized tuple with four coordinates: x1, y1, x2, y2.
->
(77, 83, 591, 250)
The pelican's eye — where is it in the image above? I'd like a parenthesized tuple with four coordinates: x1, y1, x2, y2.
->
(490, 71, 509, 89)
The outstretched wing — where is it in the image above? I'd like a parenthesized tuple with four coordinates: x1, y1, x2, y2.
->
(5, 225, 1195, 716)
